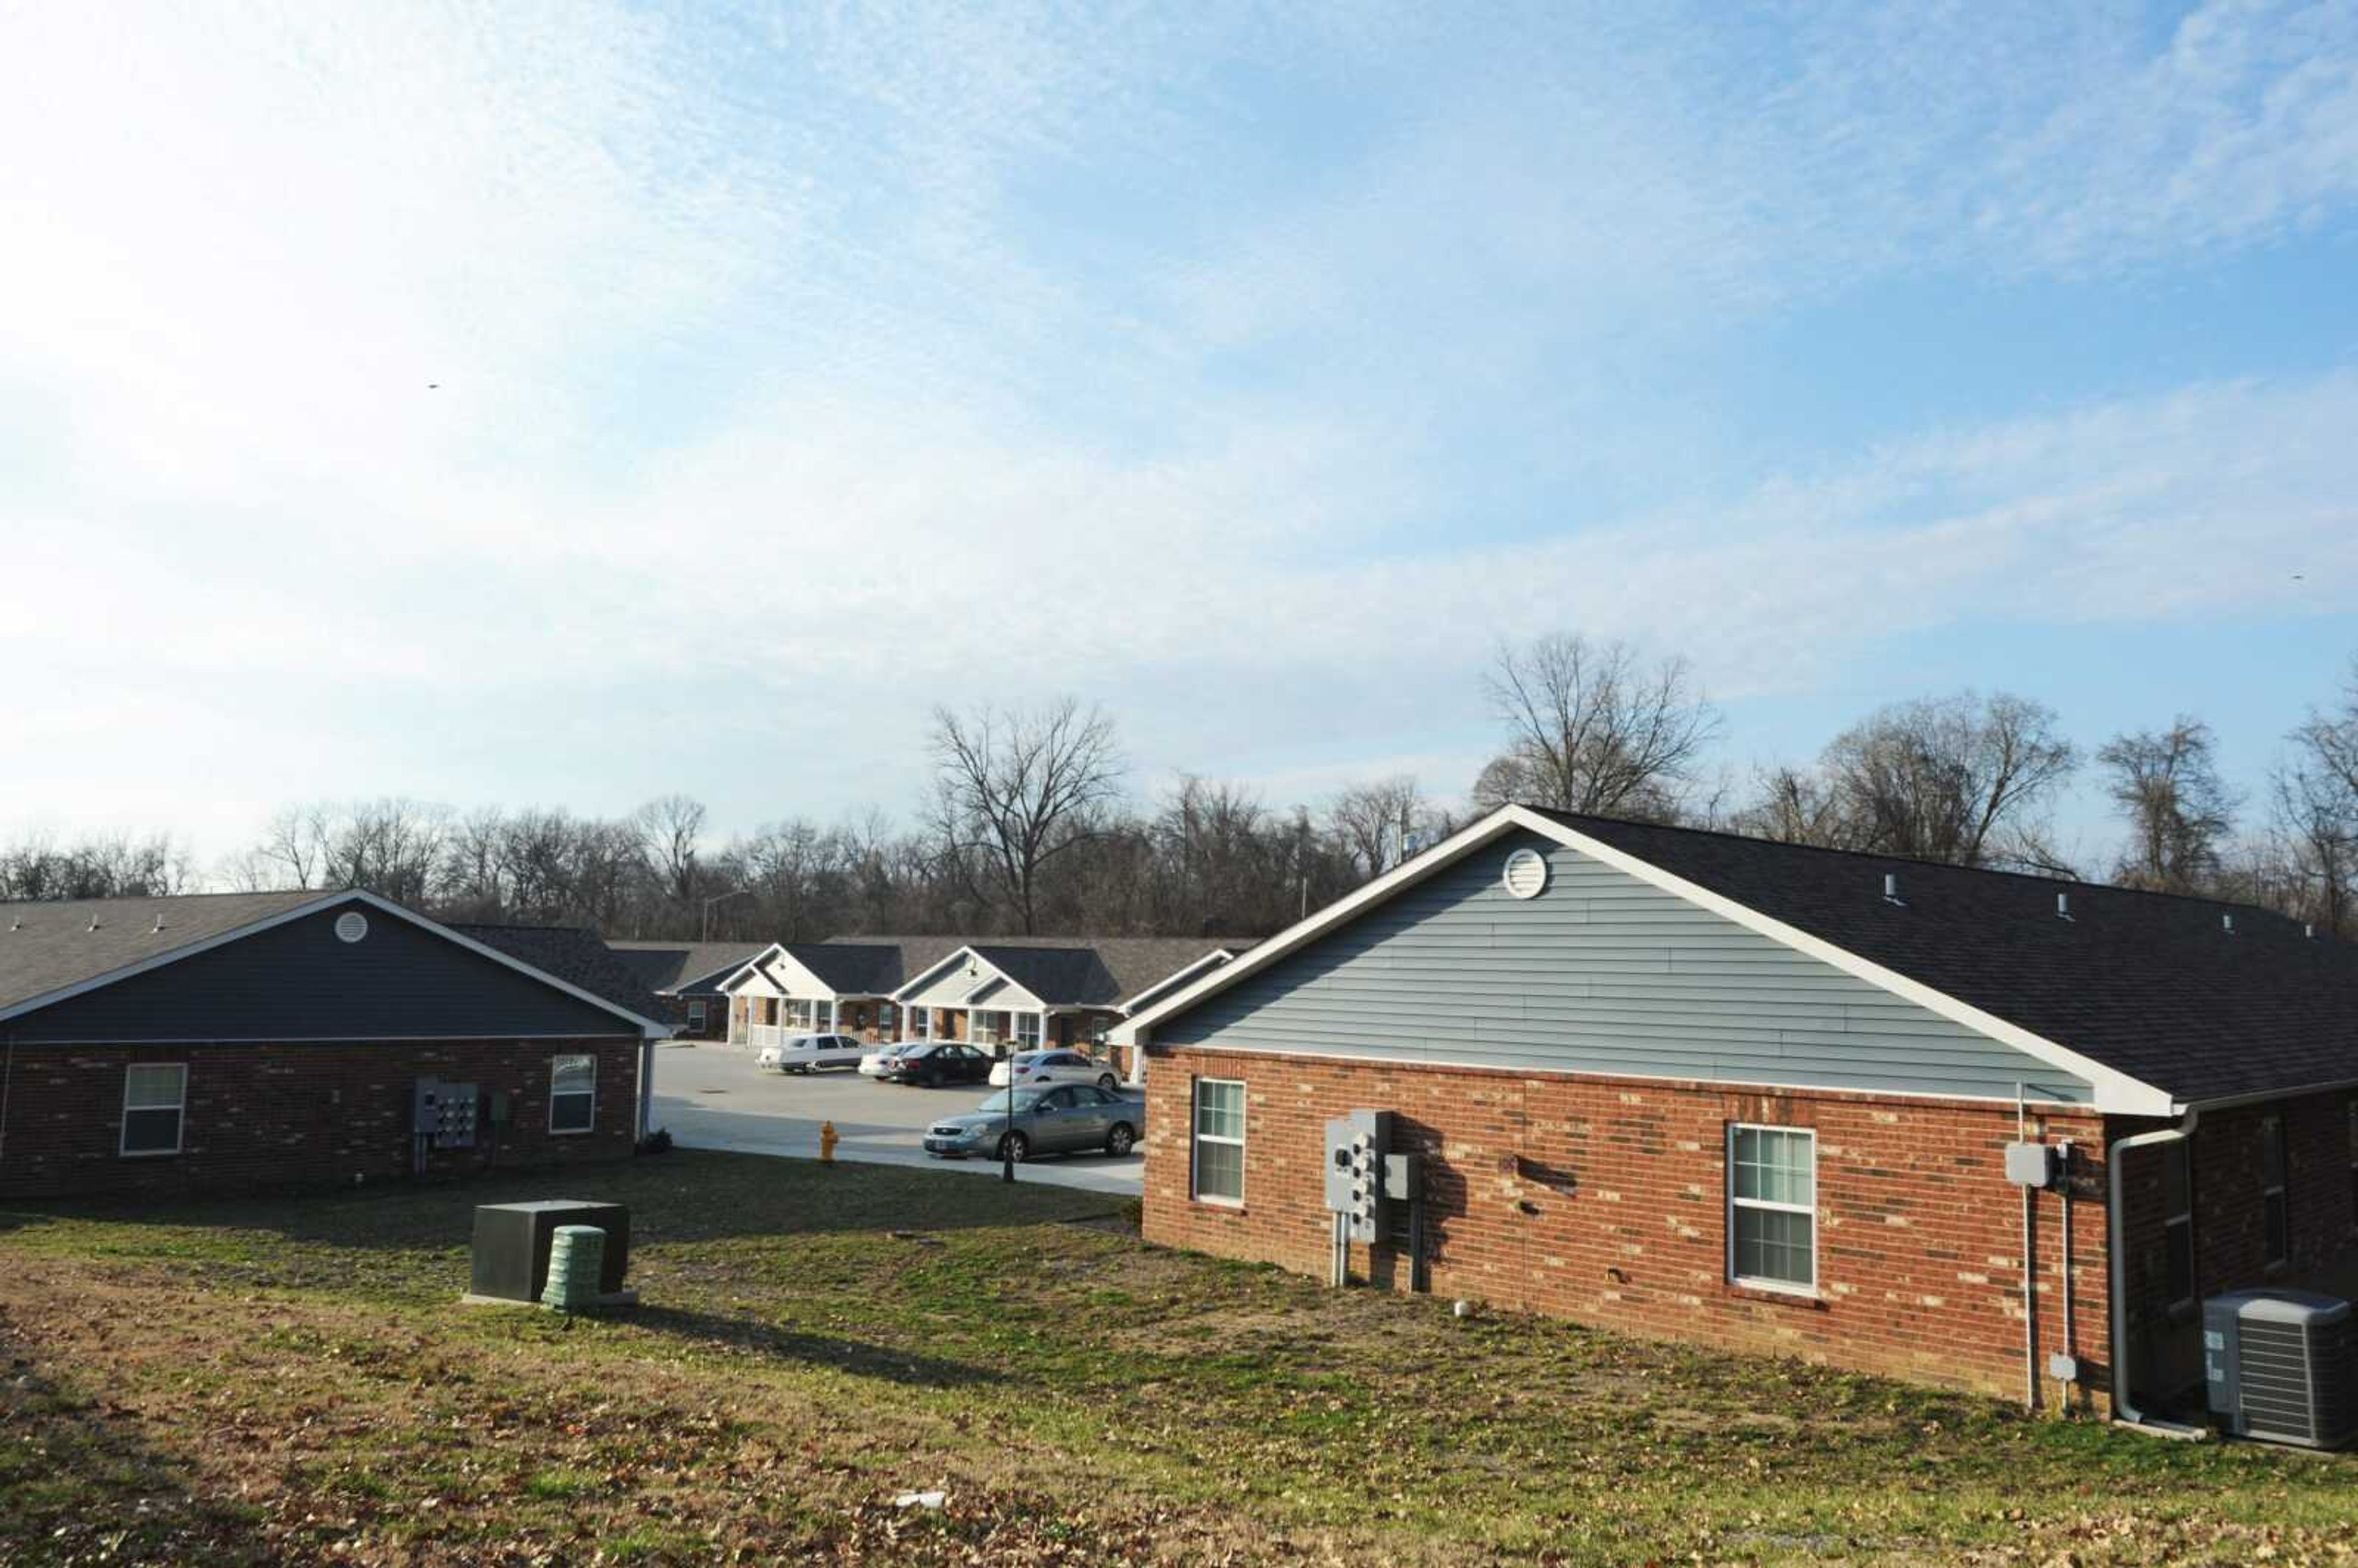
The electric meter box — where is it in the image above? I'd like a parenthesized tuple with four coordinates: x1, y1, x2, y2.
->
(412, 1077, 481, 1151)
(1323, 1110, 1393, 1243)
(469, 1200, 631, 1303)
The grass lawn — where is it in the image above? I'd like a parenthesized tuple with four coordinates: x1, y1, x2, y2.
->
(5, 1152, 2356, 1565)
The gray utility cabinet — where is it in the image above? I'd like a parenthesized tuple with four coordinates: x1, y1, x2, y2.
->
(471, 1200, 631, 1303)
(2203, 1289, 2357, 1448)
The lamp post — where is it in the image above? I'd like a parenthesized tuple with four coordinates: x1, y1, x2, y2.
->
(700, 887, 750, 941)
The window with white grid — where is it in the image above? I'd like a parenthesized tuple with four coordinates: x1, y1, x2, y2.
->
(1728, 1124, 1816, 1292)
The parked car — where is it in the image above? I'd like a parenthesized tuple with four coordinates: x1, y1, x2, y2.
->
(858, 1042, 925, 1079)
(987, 1047, 1119, 1092)
(758, 1033, 868, 1074)
(885, 1041, 994, 1087)
(922, 1083, 1142, 1162)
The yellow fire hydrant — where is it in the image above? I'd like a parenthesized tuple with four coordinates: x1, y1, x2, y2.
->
(819, 1120, 839, 1165)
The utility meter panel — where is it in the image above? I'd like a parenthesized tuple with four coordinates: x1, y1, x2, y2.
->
(413, 1078, 481, 1150)
(1324, 1109, 1392, 1243)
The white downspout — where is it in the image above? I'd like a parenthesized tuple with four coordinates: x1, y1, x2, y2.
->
(637, 1037, 656, 1143)
(2107, 1108, 2207, 1437)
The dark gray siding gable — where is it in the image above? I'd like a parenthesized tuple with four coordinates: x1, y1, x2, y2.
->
(13, 901, 636, 1044)
(1157, 831, 2091, 1104)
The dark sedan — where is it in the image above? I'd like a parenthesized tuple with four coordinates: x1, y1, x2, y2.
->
(885, 1042, 995, 1087)
(922, 1083, 1142, 1162)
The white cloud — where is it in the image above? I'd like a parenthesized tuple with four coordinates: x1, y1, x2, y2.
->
(0, 3, 2352, 863)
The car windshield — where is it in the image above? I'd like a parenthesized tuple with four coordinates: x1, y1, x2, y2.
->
(976, 1089, 1049, 1114)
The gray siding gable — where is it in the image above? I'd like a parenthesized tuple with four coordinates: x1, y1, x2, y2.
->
(11, 900, 637, 1044)
(1157, 830, 2091, 1104)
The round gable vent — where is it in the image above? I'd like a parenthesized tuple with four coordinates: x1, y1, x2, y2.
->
(1502, 847, 1549, 899)
(334, 910, 370, 944)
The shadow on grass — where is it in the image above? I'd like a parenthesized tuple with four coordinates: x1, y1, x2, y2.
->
(0, 1356, 276, 1564)
(0, 1149, 1122, 1257)
(625, 1305, 1004, 1389)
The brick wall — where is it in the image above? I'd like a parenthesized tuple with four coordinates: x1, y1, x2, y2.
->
(2110, 1093, 2358, 1403)
(0, 1035, 642, 1201)
(1143, 1045, 2111, 1405)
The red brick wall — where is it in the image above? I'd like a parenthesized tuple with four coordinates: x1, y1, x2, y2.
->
(1143, 1046, 2111, 1405)
(2110, 1093, 2358, 1402)
(0, 1036, 642, 1201)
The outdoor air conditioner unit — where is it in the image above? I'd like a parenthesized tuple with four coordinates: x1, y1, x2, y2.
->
(2203, 1290, 2358, 1449)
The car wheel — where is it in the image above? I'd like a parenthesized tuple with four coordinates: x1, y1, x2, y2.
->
(998, 1131, 1030, 1163)
(1096, 1072, 1119, 1092)
(1106, 1122, 1136, 1157)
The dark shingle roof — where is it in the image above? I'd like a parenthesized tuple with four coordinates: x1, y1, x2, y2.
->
(828, 934, 1251, 1009)
(451, 925, 669, 1025)
(607, 941, 769, 996)
(0, 890, 325, 1015)
(970, 945, 1121, 1006)
(777, 942, 902, 996)
(1533, 809, 2358, 1106)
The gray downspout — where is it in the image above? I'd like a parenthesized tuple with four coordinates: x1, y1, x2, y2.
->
(2107, 1109, 2207, 1437)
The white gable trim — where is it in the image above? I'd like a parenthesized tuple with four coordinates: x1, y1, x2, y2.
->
(1116, 805, 2175, 1117)
(715, 944, 784, 994)
(0, 890, 673, 1039)
(892, 945, 992, 1004)
(752, 944, 854, 1001)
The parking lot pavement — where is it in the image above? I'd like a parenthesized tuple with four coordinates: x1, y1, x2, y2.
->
(649, 1041, 1146, 1197)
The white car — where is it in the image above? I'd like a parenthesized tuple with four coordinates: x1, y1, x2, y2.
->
(989, 1047, 1119, 1092)
(858, 1041, 926, 1079)
(758, 1033, 868, 1074)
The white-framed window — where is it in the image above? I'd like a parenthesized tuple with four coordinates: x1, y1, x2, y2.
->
(2262, 1114, 2289, 1268)
(1727, 1124, 1816, 1293)
(120, 1063, 187, 1157)
(1192, 1078, 1246, 1206)
(2163, 1139, 2195, 1311)
(879, 1003, 897, 1034)
(550, 1054, 596, 1135)
(911, 1006, 930, 1039)
(687, 999, 707, 1029)
(1016, 1012, 1043, 1049)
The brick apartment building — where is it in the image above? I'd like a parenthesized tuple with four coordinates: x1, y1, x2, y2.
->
(1116, 804, 2358, 1420)
(0, 890, 671, 1200)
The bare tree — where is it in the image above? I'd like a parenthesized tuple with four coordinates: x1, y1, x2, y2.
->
(1326, 775, 1431, 880)
(634, 794, 707, 905)
(2273, 661, 2358, 936)
(1479, 634, 1720, 820)
(927, 699, 1126, 934)
(1732, 764, 1849, 847)
(1816, 692, 2078, 867)
(2098, 718, 2237, 893)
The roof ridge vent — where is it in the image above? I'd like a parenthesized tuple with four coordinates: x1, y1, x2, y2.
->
(87, 915, 101, 933)
(1882, 873, 1905, 907)
(2056, 892, 2072, 922)
(152, 912, 167, 933)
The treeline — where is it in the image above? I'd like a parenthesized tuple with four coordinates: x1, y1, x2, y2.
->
(6, 642, 2354, 941)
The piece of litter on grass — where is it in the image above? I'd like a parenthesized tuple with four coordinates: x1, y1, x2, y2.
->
(893, 1491, 947, 1510)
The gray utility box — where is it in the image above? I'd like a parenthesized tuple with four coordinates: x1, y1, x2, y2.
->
(470, 1201, 631, 1303)
(414, 1078, 481, 1150)
(1324, 1110, 1391, 1243)
(2204, 1289, 2358, 1448)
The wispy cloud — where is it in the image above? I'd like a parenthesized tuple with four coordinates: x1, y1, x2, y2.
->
(0, 2, 2351, 855)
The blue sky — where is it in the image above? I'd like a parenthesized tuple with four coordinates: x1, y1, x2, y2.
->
(2, 1, 2354, 870)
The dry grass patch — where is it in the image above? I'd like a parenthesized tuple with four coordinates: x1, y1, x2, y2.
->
(7, 1150, 2358, 1564)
